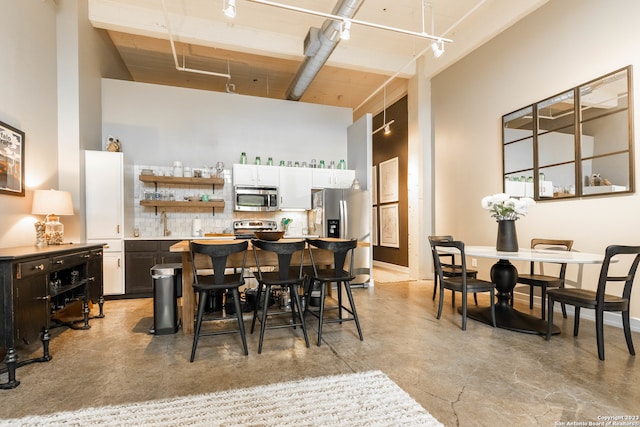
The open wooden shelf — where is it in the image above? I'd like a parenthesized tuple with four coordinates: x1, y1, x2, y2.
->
(139, 175, 224, 185)
(139, 200, 225, 208)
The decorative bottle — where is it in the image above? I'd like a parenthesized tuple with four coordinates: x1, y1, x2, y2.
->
(240, 152, 247, 164)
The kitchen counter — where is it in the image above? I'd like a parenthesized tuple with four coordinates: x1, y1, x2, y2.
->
(124, 235, 234, 241)
(124, 234, 318, 240)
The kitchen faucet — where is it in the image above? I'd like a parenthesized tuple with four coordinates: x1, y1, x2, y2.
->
(160, 211, 171, 236)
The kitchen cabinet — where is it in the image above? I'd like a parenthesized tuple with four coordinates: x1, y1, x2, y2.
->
(311, 168, 355, 188)
(124, 240, 181, 297)
(99, 239, 124, 295)
(279, 167, 312, 210)
(0, 243, 104, 388)
(86, 151, 123, 239)
(233, 164, 279, 187)
(86, 150, 124, 296)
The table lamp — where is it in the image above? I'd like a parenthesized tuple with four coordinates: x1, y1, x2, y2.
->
(31, 189, 74, 246)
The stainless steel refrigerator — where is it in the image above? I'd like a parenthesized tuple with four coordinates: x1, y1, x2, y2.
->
(308, 188, 371, 287)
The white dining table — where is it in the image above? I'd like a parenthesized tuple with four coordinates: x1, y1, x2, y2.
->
(437, 245, 607, 335)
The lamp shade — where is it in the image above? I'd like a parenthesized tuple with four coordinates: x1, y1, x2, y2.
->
(32, 189, 74, 216)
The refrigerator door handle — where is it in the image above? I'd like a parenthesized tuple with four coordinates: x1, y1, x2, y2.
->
(340, 199, 347, 238)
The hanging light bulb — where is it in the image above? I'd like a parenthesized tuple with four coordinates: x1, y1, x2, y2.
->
(372, 85, 394, 135)
(223, 0, 236, 18)
(384, 123, 391, 135)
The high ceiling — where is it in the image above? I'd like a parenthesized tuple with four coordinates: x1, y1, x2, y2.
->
(89, 0, 548, 114)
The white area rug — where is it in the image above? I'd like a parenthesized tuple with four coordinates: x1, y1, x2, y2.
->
(1, 371, 442, 426)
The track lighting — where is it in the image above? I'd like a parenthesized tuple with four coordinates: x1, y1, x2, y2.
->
(223, 0, 236, 18)
(340, 20, 351, 40)
(384, 123, 391, 135)
(431, 39, 444, 58)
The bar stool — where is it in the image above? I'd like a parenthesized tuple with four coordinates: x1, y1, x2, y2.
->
(304, 238, 363, 346)
(189, 240, 249, 362)
(250, 239, 309, 354)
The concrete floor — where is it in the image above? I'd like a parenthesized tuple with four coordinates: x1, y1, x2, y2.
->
(1, 274, 639, 426)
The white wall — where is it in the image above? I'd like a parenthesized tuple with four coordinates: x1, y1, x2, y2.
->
(431, 0, 640, 319)
(101, 78, 353, 235)
(0, 1, 59, 248)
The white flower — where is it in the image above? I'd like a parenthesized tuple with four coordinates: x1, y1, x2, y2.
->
(481, 193, 535, 221)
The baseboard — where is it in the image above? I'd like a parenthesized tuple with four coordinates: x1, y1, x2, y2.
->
(512, 290, 640, 333)
(372, 260, 409, 274)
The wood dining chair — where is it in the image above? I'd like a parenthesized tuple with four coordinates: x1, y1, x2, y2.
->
(189, 240, 249, 361)
(428, 235, 479, 307)
(546, 245, 640, 360)
(250, 238, 309, 354)
(430, 238, 496, 331)
(304, 238, 363, 346)
(515, 238, 573, 320)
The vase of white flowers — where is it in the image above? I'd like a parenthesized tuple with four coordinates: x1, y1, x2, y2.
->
(481, 193, 535, 252)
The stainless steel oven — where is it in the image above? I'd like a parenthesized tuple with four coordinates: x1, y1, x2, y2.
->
(234, 186, 279, 212)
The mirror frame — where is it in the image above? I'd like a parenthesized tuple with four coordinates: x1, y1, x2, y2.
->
(502, 65, 634, 201)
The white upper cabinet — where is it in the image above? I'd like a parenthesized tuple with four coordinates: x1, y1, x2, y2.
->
(85, 151, 123, 239)
(312, 168, 355, 188)
(233, 164, 279, 187)
(279, 167, 312, 210)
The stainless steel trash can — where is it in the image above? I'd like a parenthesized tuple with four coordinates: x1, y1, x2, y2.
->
(150, 263, 182, 335)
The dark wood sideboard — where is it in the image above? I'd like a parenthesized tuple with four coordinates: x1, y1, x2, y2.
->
(0, 243, 105, 389)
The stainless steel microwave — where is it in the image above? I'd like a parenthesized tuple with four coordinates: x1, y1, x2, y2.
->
(234, 186, 279, 212)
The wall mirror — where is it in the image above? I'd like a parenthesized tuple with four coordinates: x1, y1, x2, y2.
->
(502, 66, 633, 200)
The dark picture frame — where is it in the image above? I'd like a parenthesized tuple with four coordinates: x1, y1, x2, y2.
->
(0, 120, 25, 197)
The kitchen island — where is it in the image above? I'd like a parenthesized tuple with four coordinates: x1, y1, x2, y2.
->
(170, 239, 340, 335)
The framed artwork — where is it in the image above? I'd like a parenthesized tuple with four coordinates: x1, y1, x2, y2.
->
(372, 165, 378, 205)
(379, 203, 399, 248)
(379, 157, 398, 203)
(371, 206, 378, 246)
(0, 121, 25, 197)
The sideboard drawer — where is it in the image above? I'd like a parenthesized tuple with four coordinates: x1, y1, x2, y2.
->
(16, 259, 50, 279)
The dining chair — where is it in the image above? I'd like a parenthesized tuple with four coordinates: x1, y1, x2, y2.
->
(428, 235, 479, 306)
(189, 240, 249, 362)
(430, 238, 496, 331)
(546, 245, 640, 360)
(304, 238, 363, 346)
(515, 238, 573, 320)
(250, 239, 309, 354)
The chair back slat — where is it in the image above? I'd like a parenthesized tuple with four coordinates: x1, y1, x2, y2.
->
(190, 240, 248, 285)
(597, 245, 640, 302)
(252, 239, 306, 281)
(530, 238, 573, 277)
(306, 238, 357, 275)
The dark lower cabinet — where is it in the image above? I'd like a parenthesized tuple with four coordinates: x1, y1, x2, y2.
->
(124, 240, 181, 298)
(0, 243, 104, 389)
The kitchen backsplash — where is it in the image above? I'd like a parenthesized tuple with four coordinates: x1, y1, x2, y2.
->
(132, 164, 308, 238)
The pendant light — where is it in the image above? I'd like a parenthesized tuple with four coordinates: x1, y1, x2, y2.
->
(373, 85, 395, 136)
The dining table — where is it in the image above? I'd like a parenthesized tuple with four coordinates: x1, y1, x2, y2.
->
(438, 245, 607, 335)
(170, 238, 365, 335)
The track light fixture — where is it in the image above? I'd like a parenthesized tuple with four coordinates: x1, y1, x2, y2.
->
(431, 39, 444, 58)
(223, 0, 236, 18)
(340, 20, 351, 40)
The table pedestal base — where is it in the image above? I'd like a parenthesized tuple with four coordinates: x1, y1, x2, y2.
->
(459, 304, 559, 335)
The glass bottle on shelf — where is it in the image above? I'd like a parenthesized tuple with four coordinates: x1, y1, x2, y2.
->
(267, 157, 273, 166)
(338, 159, 346, 169)
(319, 160, 325, 168)
(255, 156, 261, 165)
(240, 152, 247, 164)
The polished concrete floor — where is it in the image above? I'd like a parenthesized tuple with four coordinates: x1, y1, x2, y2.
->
(1, 269, 639, 426)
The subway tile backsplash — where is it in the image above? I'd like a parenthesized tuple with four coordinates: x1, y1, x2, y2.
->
(131, 164, 308, 238)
